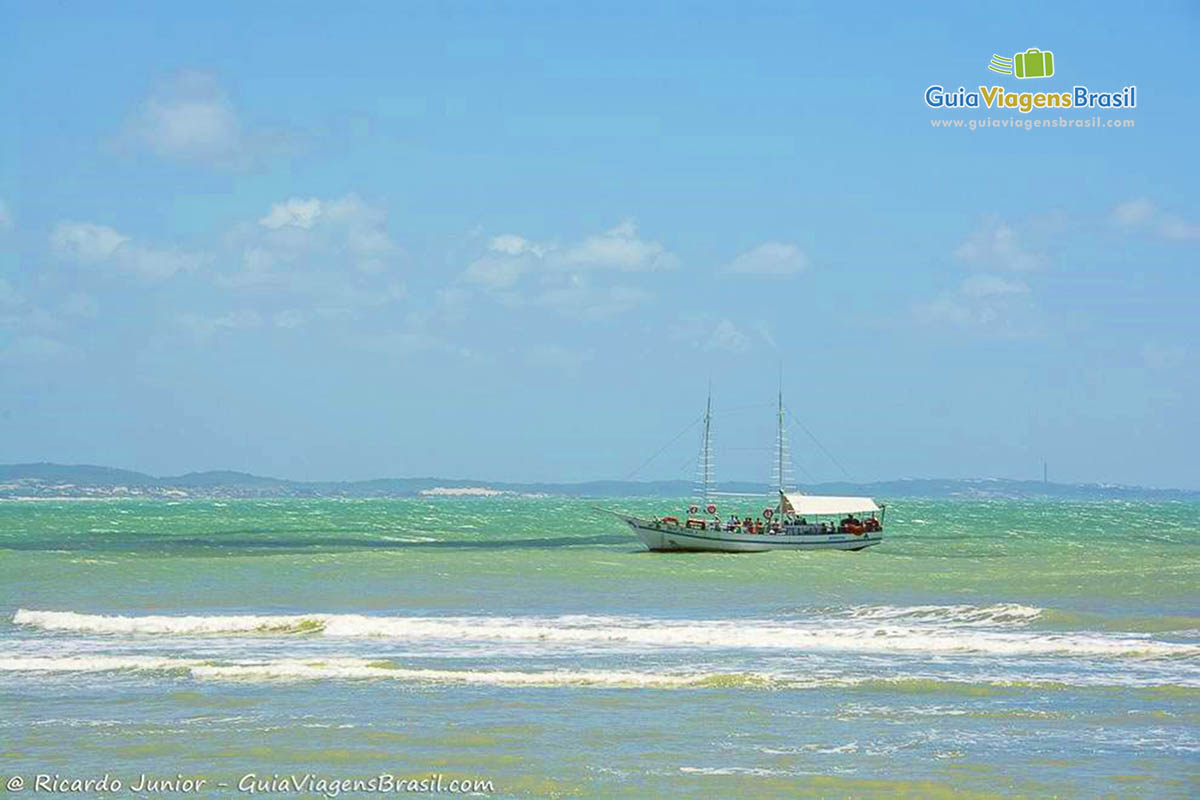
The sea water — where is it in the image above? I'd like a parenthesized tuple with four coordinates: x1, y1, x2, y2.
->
(0, 497, 1197, 798)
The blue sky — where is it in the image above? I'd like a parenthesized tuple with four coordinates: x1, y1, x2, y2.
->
(1, 2, 1197, 487)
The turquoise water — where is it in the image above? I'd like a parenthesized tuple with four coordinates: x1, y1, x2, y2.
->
(1, 497, 1197, 798)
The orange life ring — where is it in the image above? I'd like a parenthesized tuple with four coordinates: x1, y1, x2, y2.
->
(705, 504, 717, 515)
(763, 508, 774, 519)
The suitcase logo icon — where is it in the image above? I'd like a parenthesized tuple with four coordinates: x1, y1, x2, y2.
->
(988, 48, 1055, 79)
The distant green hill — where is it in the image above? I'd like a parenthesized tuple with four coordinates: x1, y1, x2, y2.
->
(0, 463, 1196, 500)
(0, 462, 157, 486)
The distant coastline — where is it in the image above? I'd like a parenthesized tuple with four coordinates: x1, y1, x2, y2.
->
(0, 463, 1196, 501)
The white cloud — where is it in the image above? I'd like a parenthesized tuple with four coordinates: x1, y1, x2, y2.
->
(470, 220, 678, 274)
(960, 274, 1030, 298)
(323, 195, 402, 272)
(1159, 216, 1200, 241)
(954, 218, 1042, 271)
(533, 279, 651, 320)
(126, 72, 253, 168)
(453, 220, 673, 321)
(463, 255, 528, 289)
(723, 242, 809, 276)
(176, 309, 263, 340)
(0, 280, 91, 353)
(705, 319, 751, 352)
(916, 274, 1038, 336)
(233, 195, 404, 280)
(1111, 198, 1156, 228)
(670, 315, 752, 353)
(218, 194, 406, 319)
(50, 222, 129, 263)
(50, 221, 201, 281)
(120, 245, 204, 280)
(350, 319, 474, 360)
(524, 343, 593, 375)
(754, 321, 778, 349)
(272, 309, 308, 329)
(489, 234, 545, 258)
(1109, 198, 1200, 242)
(259, 197, 322, 230)
(558, 220, 678, 272)
(122, 71, 294, 170)
(922, 212, 1047, 336)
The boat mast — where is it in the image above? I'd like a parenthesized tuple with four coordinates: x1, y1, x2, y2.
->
(696, 385, 714, 503)
(773, 375, 793, 504)
(777, 386, 784, 495)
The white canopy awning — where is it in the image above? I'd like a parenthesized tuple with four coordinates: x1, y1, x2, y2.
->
(781, 493, 879, 516)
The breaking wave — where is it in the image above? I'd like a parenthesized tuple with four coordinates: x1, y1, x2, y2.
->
(14, 609, 326, 636)
(838, 603, 1043, 626)
(0, 656, 1196, 691)
(0, 656, 764, 687)
(14, 608, 1200, 659)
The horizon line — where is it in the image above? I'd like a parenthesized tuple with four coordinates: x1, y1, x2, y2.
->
(1, 461, 1197, 495)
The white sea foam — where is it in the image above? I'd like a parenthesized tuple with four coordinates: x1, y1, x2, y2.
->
(418, 487, 507, 497)
(14, 608, 1199, 659)
(840, 603, 1044, 626)
(0, 656, 757, 687)
(0, 655, 189, 673)
(0, 656, 1195, 689)
(678, 767, 798, 776)
(13, 609, 325, 635)
(189, 663, 723, 686)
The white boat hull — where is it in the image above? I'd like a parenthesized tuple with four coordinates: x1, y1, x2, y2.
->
(617, 515, 883, 553)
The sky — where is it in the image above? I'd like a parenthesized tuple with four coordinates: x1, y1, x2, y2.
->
(1, 2, 1197, 488)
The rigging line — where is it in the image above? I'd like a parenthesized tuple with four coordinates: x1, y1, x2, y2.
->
(791, 458, 816, 483)
(623, 414, 704, 480)
(784, 406, 854, 481)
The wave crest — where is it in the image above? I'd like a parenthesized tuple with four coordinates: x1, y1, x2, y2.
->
(14, 608, 1199, 659)
(0, 657, 1196, 692)
(840, 603, 1043, 626)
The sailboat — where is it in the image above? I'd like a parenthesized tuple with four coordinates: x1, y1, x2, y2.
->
(611, 390, 885, 553)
